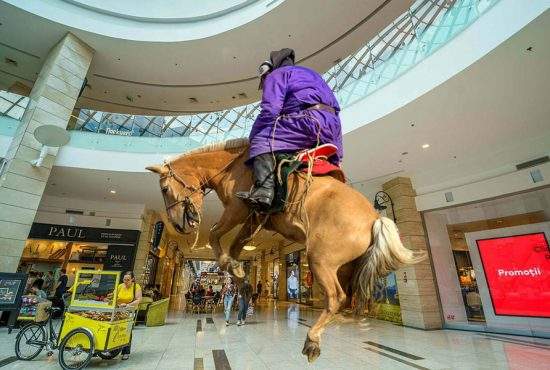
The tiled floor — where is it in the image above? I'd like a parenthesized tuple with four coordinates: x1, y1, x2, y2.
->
(0, 301, 549, 369)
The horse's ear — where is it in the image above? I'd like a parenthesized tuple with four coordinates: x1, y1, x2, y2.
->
(146, 164, 163, 174)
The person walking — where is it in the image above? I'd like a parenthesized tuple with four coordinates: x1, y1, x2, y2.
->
(222, 277, 236, 326)
(237, 279, 253, 326)
(256, 280, 263, 298)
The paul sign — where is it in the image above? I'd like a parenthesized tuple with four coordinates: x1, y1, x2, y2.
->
(48, 226, 86, 239)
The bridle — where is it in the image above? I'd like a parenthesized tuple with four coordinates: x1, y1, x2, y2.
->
(159, 150, 246, 217)
(160, 162, 204, 212)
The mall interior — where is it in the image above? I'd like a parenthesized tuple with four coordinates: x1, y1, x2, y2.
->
(0, 0, 549, 369)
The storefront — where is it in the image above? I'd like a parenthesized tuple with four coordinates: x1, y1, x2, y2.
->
(20, 223, 140, 289)
(424, 187, 550, 338)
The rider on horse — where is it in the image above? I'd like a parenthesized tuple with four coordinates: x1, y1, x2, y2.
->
(236, 48, 343, 210)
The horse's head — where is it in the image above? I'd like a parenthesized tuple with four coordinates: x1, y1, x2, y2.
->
(146, 163, 204, 235)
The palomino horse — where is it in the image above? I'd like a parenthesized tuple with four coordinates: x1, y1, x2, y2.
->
(147, 138, 423, 362)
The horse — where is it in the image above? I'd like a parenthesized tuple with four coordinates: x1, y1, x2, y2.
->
(146, 138, 424, 362)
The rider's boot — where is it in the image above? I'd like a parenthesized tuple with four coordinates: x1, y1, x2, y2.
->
(235, 153, 275, 210)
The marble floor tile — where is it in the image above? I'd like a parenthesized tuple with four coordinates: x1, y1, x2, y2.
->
(1, 301, 549, 370)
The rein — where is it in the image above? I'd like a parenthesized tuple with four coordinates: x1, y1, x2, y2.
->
(160, 150, 246, 247)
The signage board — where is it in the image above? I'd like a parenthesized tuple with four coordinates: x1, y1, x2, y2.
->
(0, 273, 28, 330)
(29, 223, 140, 244)
(104, 245, 136, 272)
(477, 233, 550, 318)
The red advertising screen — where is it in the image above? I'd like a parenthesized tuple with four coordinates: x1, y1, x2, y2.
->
(477, 233, 550, 318)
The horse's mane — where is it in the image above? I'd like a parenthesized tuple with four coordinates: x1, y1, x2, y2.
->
(170, 138, 249, 162)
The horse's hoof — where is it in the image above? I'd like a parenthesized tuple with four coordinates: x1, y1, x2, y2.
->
(302, 338, 321, 363)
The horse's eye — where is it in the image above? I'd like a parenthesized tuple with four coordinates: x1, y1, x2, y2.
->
(161, 187, 168, 193)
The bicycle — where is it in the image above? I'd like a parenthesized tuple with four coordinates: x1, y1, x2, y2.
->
(14, 306, 121, 370)
(15, 306, 61, 361)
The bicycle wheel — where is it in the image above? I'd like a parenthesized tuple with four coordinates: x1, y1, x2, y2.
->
(58, 328, 95, 370)
(97, 348, 121, 360)
(15, 323, 46, 360)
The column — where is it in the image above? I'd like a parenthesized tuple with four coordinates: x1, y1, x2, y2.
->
(134, 211, 154, 285)
(0, 34, 93, 272)
(260, 251, 268, 296)
(382, 177, 442, 329)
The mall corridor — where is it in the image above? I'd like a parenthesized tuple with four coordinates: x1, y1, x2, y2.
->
(1, 302, 549, 370)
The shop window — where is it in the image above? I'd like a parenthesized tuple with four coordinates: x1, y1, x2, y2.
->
(299, 250, 313, 305)
(453, 250, 485, 322)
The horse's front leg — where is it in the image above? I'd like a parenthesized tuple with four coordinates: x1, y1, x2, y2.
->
(208, 206, 249, 273)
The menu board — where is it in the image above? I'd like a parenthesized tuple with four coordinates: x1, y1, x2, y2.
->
(0, 273, 27, 310)
(477, 232, 550, 318)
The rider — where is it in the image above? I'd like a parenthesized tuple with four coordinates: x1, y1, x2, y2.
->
(236, 48, 343, 210)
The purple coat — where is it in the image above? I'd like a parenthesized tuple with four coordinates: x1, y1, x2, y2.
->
(248, 66, 343, 165)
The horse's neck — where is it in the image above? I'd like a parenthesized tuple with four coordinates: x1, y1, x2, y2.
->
(179, 150, 246, 201)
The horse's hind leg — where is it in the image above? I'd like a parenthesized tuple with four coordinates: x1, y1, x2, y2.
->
(302, 261, 346, 363)
(209, 206, 249, 273)
(224, 217, 259, 278)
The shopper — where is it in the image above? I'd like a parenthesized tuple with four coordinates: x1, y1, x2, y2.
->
(43, 271, 55, 295)
(222, 277, 236, 326)
(34, 272, 44, 291)
(53, 269, 68, 315)
(116, 271, 142, 361)
(237, 279, 253, 326)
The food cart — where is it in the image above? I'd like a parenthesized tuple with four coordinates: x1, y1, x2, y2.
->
(57, 270, 135, 370)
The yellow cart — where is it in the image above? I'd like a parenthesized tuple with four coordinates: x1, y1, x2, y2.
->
(56, 271, 135, 370)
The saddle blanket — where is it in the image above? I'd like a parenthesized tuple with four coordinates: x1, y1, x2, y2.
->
(299, 158, 345, 183)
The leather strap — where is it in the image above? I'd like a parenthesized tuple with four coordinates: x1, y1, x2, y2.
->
(305, 103, 336, 114)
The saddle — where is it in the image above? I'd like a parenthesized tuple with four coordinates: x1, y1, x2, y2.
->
(270, 144, 345, 213)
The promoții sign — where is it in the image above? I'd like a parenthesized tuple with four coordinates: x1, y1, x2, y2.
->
(477, 233, 550, 318)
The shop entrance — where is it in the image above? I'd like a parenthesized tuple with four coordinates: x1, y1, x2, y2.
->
(19, 223, 140, 294)
(446, 211, 546, 323)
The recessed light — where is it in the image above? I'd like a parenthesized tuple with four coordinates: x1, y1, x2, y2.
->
(109, 189, 116, 194)
(422, 144, 430, 149)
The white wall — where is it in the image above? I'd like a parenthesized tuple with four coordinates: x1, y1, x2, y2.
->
(340, 0, 548, 135)
(35, 195, 145, 230)
(416, 162, 550, 211)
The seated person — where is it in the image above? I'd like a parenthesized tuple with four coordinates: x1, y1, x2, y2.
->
(30, 281, 48, 300)
(205, 285, 214, 297)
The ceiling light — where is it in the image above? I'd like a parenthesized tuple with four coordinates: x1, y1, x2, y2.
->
(422, 144, 430, 149)
(243, 245, 256, 251)
(109, 189, 116, 194)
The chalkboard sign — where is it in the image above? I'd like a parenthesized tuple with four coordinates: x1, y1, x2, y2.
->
(0, 273, 27, 310)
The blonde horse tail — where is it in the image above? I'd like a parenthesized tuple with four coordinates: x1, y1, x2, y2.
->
(353, 217, 426, 313)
